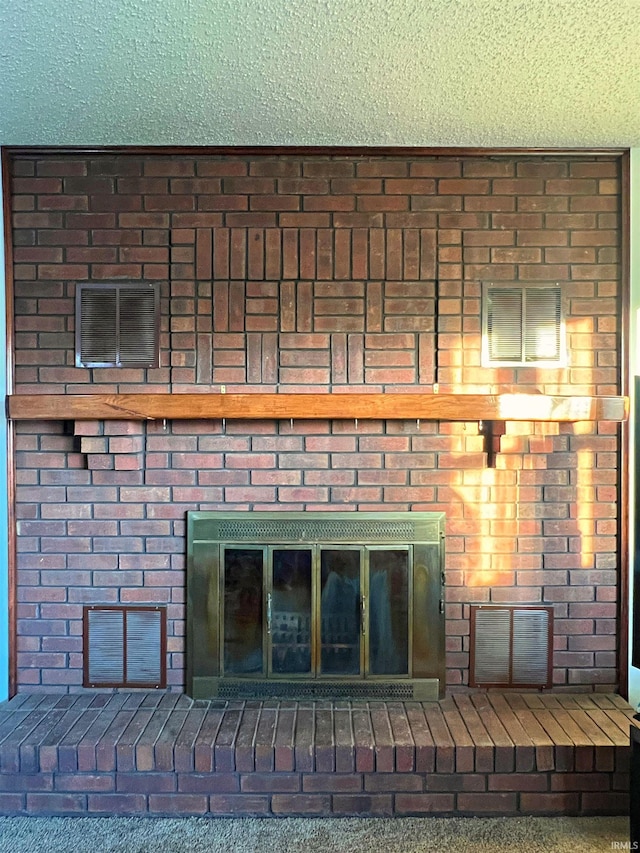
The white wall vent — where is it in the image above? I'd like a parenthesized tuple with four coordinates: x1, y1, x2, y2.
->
(482, 283, 565, 367)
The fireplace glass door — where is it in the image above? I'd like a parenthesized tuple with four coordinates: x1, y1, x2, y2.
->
(269, 548, 313, 676)
(221, 543, 411, 680)
(223, 547, 264, 675)
(188, 511, 445, 700)
(369, 548, 410, 676)
(320, 548, 361, 676)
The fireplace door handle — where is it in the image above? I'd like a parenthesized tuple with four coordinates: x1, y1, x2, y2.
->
(361, 594, 366, 636)
(267, 592, 272, 635)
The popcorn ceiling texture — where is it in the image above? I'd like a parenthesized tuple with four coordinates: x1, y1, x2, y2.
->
(2, 0, 640, 146)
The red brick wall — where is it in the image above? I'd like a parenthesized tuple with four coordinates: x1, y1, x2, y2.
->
(10, 152, 622, 692)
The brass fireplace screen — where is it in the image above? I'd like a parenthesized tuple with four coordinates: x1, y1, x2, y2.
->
(186, 511, 445, 700)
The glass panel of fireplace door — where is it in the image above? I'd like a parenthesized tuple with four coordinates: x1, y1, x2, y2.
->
(223, 548, 264, 675)
(270, 548, 312, 675)
(368, 549, 410, 675)
(320, 548, 361, 675)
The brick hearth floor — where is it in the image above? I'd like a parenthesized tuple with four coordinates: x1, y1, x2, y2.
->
(0, 691, 635, 817)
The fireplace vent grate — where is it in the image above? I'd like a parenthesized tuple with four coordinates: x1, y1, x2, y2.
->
(216, 679, 420, 701)
(217, 519, 417, 543)
(470, 605, 553, 689)
(83, 605, 167, 688)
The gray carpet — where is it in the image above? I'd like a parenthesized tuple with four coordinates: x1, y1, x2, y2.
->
(0, 815, 629, 852)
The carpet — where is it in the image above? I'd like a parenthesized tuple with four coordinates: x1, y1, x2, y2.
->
(0, 815, 629, 853)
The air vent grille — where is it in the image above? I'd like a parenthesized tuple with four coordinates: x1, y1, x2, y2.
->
(216, 520, 416, 543)
(84, 605, 166, 688)
(216, 680, 416, 700)
(470, 605, 553, 688)
(86, 609, 124, 684)
(483, 283, 564, 366)
(76, 282, 160, 368)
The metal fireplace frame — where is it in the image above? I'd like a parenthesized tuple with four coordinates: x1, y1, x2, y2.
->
(186, 511, 446, 701)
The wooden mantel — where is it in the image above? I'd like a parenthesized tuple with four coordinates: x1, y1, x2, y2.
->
(6, 393, 629, 423)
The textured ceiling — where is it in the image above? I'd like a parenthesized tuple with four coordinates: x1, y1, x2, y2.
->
(1, 0, 640, 147)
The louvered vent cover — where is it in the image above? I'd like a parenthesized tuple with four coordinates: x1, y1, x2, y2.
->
(76, 282, 160, 368)
(84, 606, 166, 688)
(482, 283, 564, 366)
(470, 605, 553, 688)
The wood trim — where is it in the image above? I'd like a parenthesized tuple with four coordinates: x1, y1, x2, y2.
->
(634, 379, 640, 672)
(2, 151, 14, 394)
(4, 146, 629, 159)
(6, 392, 629, 424)
(2, 149, 16, 698)
(5, 424, 15, 699)
(618, 150, 631, 699)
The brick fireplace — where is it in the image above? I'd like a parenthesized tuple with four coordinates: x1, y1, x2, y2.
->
(7, 149, 624, 697)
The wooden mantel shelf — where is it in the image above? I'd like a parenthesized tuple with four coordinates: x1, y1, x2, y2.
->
(6, 393, 629, 423)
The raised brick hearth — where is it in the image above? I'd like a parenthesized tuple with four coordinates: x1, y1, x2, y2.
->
(0, 691, 634, 817)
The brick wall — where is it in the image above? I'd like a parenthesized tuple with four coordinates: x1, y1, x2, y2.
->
(9, 152, 622, 692)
